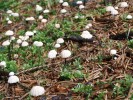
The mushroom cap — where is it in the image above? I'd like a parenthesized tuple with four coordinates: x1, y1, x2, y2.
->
(76, 1, 83, 5)
(56, 38, 64, 44)
(9, 72, 15, 76)
(17, 39, 22, 44)
(25, 31, 34, 36)
(8, 75, 19, 84)
(59, 0, 63, 3)
(26, 17, 35, 21)
(21, 41, 29, 47)
(54, 43, 61, 48)
(110, 49, 117, 55)
(41, 19, 48, 23)
(7, 10, 13, 14)
(33, 41, 43, 47)
(5, 30, 14, 36)
(111, 9, 118, 15)
(106, 6, 115, 12)
(60, 9, 67, 14)
(43, 9, 50, 14)
(30, 86, 45, 97)
(48, 50, 57, 59)
(36, 5, 43, 11)
(0, 61, 6, 68)
(79, 5, 85, 10)
(119, 2, 128, 8)
(126, 15, 132, 19)
(81, 31, 93, 39)
(2, 40, 10, 46)
(61, 50, 71, 58)
(11, 13, 19, 17)
(62, 2, 69, 7)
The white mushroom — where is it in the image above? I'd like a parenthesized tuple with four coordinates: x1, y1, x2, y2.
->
(126, 15, 132, 19)
(30, 86, 45, 97)
(48, 50, 57, 59)
(21, 41, 29, 47)
(8, 73, 19, 84)
(60, 50, 71, 58)
(0, 61, 6, 68)
(110, 49, 117, 55)
(56, 38, 64, 44)
(81, 31, 93, 39)
(5, 30, 14, 36)
(2, 40, 10, 46)
(36, 5, 43, 12)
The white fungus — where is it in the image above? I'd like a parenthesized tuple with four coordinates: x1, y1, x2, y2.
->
(41, 19, 48, 23)
(26, 17, 35, 21)
(110, 49, 117, 55)
(25, 31, 34, 36)
(36, 5, 43, 12)
(48, 50, 57, 59)
(33, 41, 43, 47)
(5, 30, 14, 36)
(111, 9, 118, 15)
(60, 9, 67, 14)
(59, 0, 63, 3)
(17, 39, 22, 44)
(79, 5, 85, 10)
(76, 1, 83, 5)
(38, 15, 43, 20)
(43, 9, 50, 14)
(55, 24, 60, 29)
(8, 20, 12, 24)
(81, 31, 93, 39)
(2, 40, 10, 46)
(62, 2, 69, 7)
(21, 41, 29, 47)
(9, 72, 15, 76)
(0, 61, 6, 68)
(106, 6, 115, 12)
(126, 15, 132, 19)
(56, 38, 64, 44)
(119, 2, 128, 8)
(8, 73, 19, 84)
(61, 50, 71, 58)
(11, 13, 19, 17)
(30, 86, 45, 97)
(54, 43, 61, 48)
(7, 10, 13, 14)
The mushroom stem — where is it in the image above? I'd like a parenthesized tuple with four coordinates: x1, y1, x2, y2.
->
(8, 36, 11, 61)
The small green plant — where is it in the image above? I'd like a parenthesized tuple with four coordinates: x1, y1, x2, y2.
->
(60, 68, 73, 80)
(73, 70, 84, 78)
(94, 92, 105, 100)
(128, 39, 133, 48)
(6, 60, 18, 72)
(72, 83, 93, 99)
(73, 58, 83, 69)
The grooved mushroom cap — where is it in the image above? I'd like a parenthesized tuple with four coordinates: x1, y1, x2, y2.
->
(36, 5, 43, 11)
(110, 49, 117, 55)
(9, 72, 15, 76)
(0, 61, 6, 68)
(8, 75, 19, 84)
(119, 2, 128, 8)
(61, 50, 71, 58)
(48, 50, 57, 59)
(56, 38, 64, 44)
(2, 40, 10, 46)
(30, 86, 45, 97)
(5, 30, 14, 36)
(81, 31, 93, 39)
